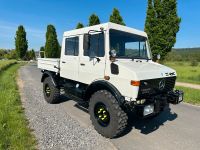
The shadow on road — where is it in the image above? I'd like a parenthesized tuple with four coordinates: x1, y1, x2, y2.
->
(55, 96, 178, 138)
(120, 107, 178, 137)
(54, 95, 71, 104)
(55, 95, 89, 112)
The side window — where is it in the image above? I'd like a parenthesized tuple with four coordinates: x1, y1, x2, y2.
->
(84, 33, 105, 57)
(65, 37, 79, 56)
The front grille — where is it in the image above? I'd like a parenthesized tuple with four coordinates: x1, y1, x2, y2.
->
(138, 77, 176, 99)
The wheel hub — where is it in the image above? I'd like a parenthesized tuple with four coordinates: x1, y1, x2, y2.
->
(45, 85, 51, 97)
(94, 103, 110, 127)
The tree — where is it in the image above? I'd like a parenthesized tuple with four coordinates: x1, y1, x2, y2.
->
(45, 25, 60, 58)
(76, 22, 84, 29)
(89, 14, 100, 26)
(40, 46, 45, 58)
(5, 50, 17, 59)
(145, 0, 181, 60)
(15, 25, 28, 59)
(0, 49, 8, 59)
(30, 49, 36, 60)
(109, 8, 126, 25)
(24, 49, 36, 60)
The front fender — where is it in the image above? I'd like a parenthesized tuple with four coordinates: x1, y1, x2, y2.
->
(85, 80, 125, 105)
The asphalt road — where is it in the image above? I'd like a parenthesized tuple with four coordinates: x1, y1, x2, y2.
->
(18, 64, 200, 150)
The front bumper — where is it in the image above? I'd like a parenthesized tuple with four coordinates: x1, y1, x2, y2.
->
(135, 90, 184, 117)
(167, 90, 184, 104)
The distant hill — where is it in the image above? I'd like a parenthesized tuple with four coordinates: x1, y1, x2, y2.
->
(173, 47, 200, 52)
(165, 47, 200, 62)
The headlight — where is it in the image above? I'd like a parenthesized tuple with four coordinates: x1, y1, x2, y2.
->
(143, 104, 154, 116)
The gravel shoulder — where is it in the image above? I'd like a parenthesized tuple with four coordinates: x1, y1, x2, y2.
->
(18, 63, 116, 150)
(176, 82, 200, 90)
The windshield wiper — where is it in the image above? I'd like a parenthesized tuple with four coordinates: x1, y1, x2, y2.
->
(131, 57, 151, 62)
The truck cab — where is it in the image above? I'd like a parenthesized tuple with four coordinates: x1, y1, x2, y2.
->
(38, 22, 183, 138)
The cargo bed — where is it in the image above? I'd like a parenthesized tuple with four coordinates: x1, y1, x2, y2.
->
(37, 58, 60, 73)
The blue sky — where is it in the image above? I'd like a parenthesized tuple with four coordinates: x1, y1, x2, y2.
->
(0, 0, 199, 50)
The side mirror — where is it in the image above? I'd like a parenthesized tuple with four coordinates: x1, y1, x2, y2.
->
(157, 54, 161, 60)
(109, 49, 117, 58)
(83, 34, 90, 50)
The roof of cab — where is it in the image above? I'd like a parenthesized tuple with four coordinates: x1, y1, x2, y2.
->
(63, 22, 147, 37)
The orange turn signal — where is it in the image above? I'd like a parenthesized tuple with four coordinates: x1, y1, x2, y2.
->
(130, 80, 140, 86)
(104, 76, 110, 80)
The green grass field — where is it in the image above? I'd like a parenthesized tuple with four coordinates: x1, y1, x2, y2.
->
(176, 86, 200, 105)
(0, 63, 36, 149)
(164, 61, 200, 84)
(0, 60, 16, 72)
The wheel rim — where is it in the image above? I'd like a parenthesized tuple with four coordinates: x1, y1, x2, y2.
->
(94, 102, 110, 127)
(45, 84, 51, 97)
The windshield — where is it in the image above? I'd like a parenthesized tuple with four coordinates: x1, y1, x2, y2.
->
(110, 29, 151, 60)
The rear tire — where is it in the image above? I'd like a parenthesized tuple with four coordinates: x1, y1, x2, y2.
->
(89, 90, 128, 138)
(43, 77, 60, 104)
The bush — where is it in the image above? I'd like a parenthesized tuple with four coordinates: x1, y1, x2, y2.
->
(190, 60, 198, 66)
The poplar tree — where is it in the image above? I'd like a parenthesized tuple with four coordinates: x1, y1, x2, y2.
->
(89, 14, 100, 26)
(76, 22, 84, 29)
(15, 25, 28, 59)
(109, 8, 126, 25)
(30, 49, 36, 60)
(45, 25, 60, 58)
(145, 0, 181, 60)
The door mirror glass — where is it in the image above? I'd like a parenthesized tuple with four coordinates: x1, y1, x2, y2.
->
(109, 49, 117, 57)
(83, 34, 90, 51)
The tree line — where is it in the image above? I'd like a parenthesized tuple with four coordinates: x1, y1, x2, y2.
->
(1, 1, 180, 61)
(76, 8, 125, 29)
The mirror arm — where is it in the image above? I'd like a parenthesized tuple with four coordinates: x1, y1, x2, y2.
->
(91, 56, 101, 62)
(96, 57, 101, 62)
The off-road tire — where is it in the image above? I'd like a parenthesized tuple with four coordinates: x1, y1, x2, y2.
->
(89, 90, 128, 138)
(43, 77, 60, 104)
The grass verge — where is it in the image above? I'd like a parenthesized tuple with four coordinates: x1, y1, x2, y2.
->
(0, 60, 16, 72)
(176, 86, 200, 105)
(0, 63, 36, 149)
(164, 61, 200, 84)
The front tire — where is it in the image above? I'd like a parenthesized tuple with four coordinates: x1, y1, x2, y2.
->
(43, 77, 60, 104)
(89, 90, 128, 138)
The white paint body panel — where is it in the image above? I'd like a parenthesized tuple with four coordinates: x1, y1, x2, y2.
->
(60, 35, 79, 81)
(37, 22, 177, 101)
(37, 58, 60, 73)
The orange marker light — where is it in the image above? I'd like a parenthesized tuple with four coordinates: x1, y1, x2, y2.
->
(130, 80, 140, 86)
(104, 76, 110, 80)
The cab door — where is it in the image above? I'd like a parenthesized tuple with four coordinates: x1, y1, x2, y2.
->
(78, 33, 106, 84)
(60, 36, 79, 81)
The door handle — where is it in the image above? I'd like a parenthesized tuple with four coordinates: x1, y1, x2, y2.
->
(62, 61, 66, 63)
(80, 63, 85, 66)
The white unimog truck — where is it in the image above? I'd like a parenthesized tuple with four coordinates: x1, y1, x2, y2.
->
(38, 22, 183, 138)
